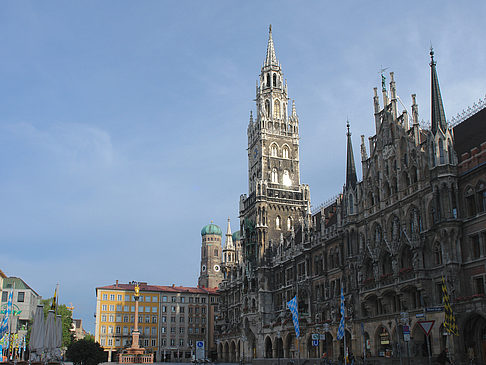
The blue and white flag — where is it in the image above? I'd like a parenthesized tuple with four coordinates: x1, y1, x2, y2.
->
(0, 291, 13, 337)
(337, 287, 345, 340)
(287, 296, 300, 338)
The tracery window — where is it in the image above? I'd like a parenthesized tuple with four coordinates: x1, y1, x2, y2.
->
(271, 144, 278, 157)
(282, 170, 291, 187)
(282, 146, 289, 159)
(274, 100, 281, 118)
(271, 168, 278, 183)
(287, 217, 292, 231)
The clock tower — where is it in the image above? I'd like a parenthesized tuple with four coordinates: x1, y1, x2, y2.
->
(241, 25, 311, 265)
(198, 222, 223, 288)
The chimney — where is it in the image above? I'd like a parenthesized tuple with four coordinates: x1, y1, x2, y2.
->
(115, 280, 119, 288)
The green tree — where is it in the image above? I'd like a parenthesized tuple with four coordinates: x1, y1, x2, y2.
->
(84, 334, 95, 342)
(41, 298, 74, 348)
(66, 339, 107, 365)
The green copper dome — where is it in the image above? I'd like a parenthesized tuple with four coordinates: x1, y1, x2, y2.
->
(232, 230, 241, 241)
(201, 223, 222, 236)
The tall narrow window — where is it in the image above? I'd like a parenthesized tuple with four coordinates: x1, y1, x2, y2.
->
(282, 170, 291, 187)
(276, 216, 281, 229)
(265, 100, 270, 118)
(271, 144, 278, 157)
(274, 100, 281, 118)
(273, 74, 277, 87)
(282, 146, 289, 159)
(271, 168, 278, 183)
(439, 139, 445, 165)
(287, 217, 292, 230)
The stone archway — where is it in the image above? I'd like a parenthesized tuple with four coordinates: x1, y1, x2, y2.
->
(230, 341, 237, 362)
(411, 322, 429, 358)
(375, 325, 392, 357)
(265, 336, 273, 358)
(463, 313, 486, 363)
(285, 334, 294, 358)
(276, 337, 284, 358)
(306, 334, 318, 358)
(218, 342, 223, 361)
(224, 342, 230, 362)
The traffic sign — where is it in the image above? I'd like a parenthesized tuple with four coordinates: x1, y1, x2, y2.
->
(312, 334, 319, 340)
(196, 341, 204, 348)
(417, 320, 435, 336)
(319, 334, 325, 340)
(415, 313, 425, 318)
(312, 340, 319, 347)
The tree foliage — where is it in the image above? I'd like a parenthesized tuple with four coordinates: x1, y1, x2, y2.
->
(40, 298, 74, 348)
(66, 339, 107, 365)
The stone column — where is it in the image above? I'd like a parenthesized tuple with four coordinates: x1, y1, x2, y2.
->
(132, 295, 140, 348)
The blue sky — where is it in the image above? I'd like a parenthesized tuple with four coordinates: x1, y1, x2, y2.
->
(0, 1, 485, 332)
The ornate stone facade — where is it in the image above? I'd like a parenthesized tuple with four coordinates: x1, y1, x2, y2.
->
(215, 29, 486, 364)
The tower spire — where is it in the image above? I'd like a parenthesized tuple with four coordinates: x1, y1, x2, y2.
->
(265, 24, 278, 66)
(224, 218, 234, 250)
(430, 47, 447, 135)
(345, 121, 357, 188)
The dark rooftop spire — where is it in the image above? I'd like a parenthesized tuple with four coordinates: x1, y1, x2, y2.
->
(430, 47, 448, 135)
(346, 121, 357, 189)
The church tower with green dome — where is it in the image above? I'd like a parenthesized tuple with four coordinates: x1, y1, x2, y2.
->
(198, 222, 223, 288)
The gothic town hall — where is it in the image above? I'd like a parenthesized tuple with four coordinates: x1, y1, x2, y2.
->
(212, 27, 486, 364)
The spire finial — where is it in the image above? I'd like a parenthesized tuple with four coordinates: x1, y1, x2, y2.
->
(430, 47, 447, 135)
(264, 25, 278, 66)
(430, 45, 435, 65)
(345, 120, 357, 189)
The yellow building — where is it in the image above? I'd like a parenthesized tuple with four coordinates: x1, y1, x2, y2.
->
(95, 281, 218, 362)
(95, 281, 160, 361)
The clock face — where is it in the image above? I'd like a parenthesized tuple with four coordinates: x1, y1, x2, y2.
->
(201, 265, 206, 272)
(214, 265, 220, 272)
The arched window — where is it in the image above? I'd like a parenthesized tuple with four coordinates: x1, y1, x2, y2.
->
(374, 225, 382, 246)
(349, 194, 354, 214)
(274, 100, 281, 118)
(271, 144, 278, 157)
(276, 216, 281, 229)
(433, 242, 442, 266)
(439, 139, 445, 164)
(271, 168, 278, 183)
(282, 146, 289, 159)
(465, 186, 477, 217)
(214, 249, 218, 257)
(287, 217, 292, 230)
(410, 208, 422, 234)
(265, 100, 270, 118)
(282, 170, 291, 186)
(273, 73, 277, 87)
(266, 73, 270, 87)
(477, 181, 486, 213)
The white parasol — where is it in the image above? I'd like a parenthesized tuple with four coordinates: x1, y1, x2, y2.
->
(29, 305, 45, 360)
